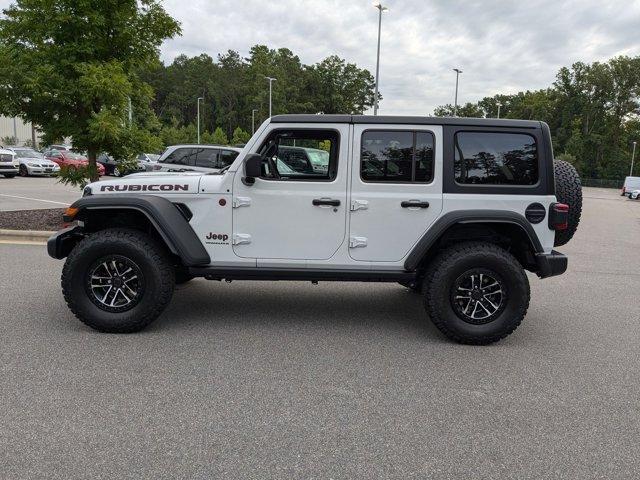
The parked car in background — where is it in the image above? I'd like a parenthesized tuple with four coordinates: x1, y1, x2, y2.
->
(0, 147, 19, 178)
(629, 189, 640, 200)
(44, 148, 105, 176)
(152, 145, 241, 173)
(621, 176, 640, 197)
(8, 147, 60, 176)
(98, 152, 161, 176)
(46, 144, 72, 152)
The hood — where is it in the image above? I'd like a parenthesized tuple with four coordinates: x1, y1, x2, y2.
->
(89, 172, 203, 195)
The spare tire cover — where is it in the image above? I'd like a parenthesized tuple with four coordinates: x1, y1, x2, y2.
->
(553, 160, 582, 247)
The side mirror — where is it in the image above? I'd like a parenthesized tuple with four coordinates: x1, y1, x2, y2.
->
(242, 153, 262, 185)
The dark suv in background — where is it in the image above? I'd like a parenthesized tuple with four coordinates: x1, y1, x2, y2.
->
(152, 144, 242, 173)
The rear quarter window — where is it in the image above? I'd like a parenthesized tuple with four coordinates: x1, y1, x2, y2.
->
(454, 132, 538, 185)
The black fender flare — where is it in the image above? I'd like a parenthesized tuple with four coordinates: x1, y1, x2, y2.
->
(49, 195, 210, 266)
(404, 210, 544, 272)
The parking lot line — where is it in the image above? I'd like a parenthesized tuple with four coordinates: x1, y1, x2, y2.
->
(0, 239, 47, 245)
(0, 193, 69, 206)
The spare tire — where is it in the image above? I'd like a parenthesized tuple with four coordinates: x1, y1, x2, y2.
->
(553, 160, 582, 247)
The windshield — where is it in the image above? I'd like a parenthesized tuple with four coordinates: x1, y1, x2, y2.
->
(66, 152, 86, 160)
(146, 154, 160, 162)
(14, 149, 42, 158)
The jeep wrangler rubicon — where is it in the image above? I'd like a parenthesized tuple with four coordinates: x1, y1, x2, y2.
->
(48, 115, 582, 344)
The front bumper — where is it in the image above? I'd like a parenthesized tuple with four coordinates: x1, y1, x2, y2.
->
(28, 166, 59, 175)
(47, 225, 84, 259)
(535, 251, 568, 278)
(0, 165, 19, 174)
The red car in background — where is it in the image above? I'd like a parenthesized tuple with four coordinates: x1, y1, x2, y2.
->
(43, 148, 105, 176)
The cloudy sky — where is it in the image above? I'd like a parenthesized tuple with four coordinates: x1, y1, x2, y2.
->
(2, 0, 638, 114)
(158, 0, 639, 115)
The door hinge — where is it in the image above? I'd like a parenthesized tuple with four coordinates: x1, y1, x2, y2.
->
(350, 199, 369, 211)
(349, 236, 368, 248)
(232, 233, 252, 245)
(233, 197, 251, 208)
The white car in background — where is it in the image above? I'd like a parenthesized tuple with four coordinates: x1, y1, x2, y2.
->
(8, 147, 60, 176)
(0, 147, 19, 177)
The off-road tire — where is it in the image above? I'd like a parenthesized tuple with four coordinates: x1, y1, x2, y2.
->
(423, 241, 530, 345)
(61, 228, 175, 333)
(553, 160, 582, 247)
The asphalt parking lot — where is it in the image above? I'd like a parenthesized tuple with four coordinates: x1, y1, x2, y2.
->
(1, 187, 639, 479)
(0, 176, 86, 211)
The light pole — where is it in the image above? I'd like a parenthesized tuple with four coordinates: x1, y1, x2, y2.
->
(453, 68, 462, 116)
(373, 3, 388, 115)
(252, 109, 259, 134)
(496, 102, 502, 119)
(264, 77, 276, 117)
(631, 141, 637, 176)
(196, 96, 204, 144)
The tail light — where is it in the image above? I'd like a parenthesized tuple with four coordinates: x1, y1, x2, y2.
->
(549, 203, 569, 230)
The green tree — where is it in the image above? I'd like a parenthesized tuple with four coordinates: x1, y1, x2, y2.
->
(211, 127, 228, 145)
(231, 127, 251, 145)
(0, 0, 180, 186)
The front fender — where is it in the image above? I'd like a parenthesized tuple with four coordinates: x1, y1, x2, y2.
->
(48, 195, 210, 266)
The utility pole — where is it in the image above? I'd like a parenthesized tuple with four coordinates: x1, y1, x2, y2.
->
(264, 77, 276, 117)
(631, 141, 637, 176)
(496, 102, 502, 119)
(373, 3, 388, 115)
(128, 97, 133, 126)
(252, 109, 259, 134)
(197, 97, 204, 144)
(453, 68, 462, 117)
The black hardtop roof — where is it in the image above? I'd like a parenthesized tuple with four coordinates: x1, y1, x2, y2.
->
(270, 114, 541, 129)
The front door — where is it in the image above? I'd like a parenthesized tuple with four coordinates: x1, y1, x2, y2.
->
(349, 125, 443, 263)
(232, 125, 350, 261)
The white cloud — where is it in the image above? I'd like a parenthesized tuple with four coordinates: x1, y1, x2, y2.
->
(3, 0, 639, 114)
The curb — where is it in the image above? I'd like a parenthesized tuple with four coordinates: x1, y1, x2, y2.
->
(0, 229, 55, 243)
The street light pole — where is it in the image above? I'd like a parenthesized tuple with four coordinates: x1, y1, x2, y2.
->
(631, 141, 637, 176)
(252, 109, 259, 134)
(264, 77, 276, 117)
(373, 3, 388, 116)
(453, 68, 462, 117)
(197, 97, 204, 144)
(496, 102, 502, 119)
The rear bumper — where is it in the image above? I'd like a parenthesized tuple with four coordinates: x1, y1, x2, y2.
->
(535, 251, 568, 278)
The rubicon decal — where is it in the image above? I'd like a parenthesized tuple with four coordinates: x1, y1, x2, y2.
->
(100, 184, 189, 192)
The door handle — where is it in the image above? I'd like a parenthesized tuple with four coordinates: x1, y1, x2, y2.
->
(313, 198, 341, 207)
(401, 200, 430, 209)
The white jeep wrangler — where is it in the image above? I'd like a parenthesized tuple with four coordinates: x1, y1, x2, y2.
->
(48, 115, 582, 344)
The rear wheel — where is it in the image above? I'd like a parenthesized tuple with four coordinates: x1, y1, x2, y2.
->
(424, 242, 530, 345)
(61, 228, 175, 333)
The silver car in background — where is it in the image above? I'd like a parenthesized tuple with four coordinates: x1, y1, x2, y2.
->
(8, 147, 60, 176)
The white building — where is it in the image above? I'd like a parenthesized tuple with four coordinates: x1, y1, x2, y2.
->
(0, 116, 42, 147)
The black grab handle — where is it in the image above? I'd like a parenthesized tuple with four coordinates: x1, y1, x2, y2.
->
(401, 200, 430, 209)
(313, 198, 341, 207)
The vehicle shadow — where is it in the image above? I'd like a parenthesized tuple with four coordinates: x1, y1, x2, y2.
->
(152, 279, 444, 341)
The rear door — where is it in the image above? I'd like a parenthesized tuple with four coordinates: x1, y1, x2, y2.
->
(349, 124, 443, 262)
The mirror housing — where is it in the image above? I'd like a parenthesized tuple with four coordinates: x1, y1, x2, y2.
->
(242, 153, 262, 185)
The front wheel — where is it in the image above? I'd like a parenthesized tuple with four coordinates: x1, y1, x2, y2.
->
(61, 228, 175, 333)
(423, 242, 530, 345)
(19, 165, 29, 177)
(3, 173, 16, 178)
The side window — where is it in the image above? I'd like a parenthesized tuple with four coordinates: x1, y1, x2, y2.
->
(454, 132, 538, 185)
(195, 148, 219, 168)
(258, 129, 339, 181)
(218, 149, 239, 168)
(361, 130, 434, 183)
(163, 148, 194, 166)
